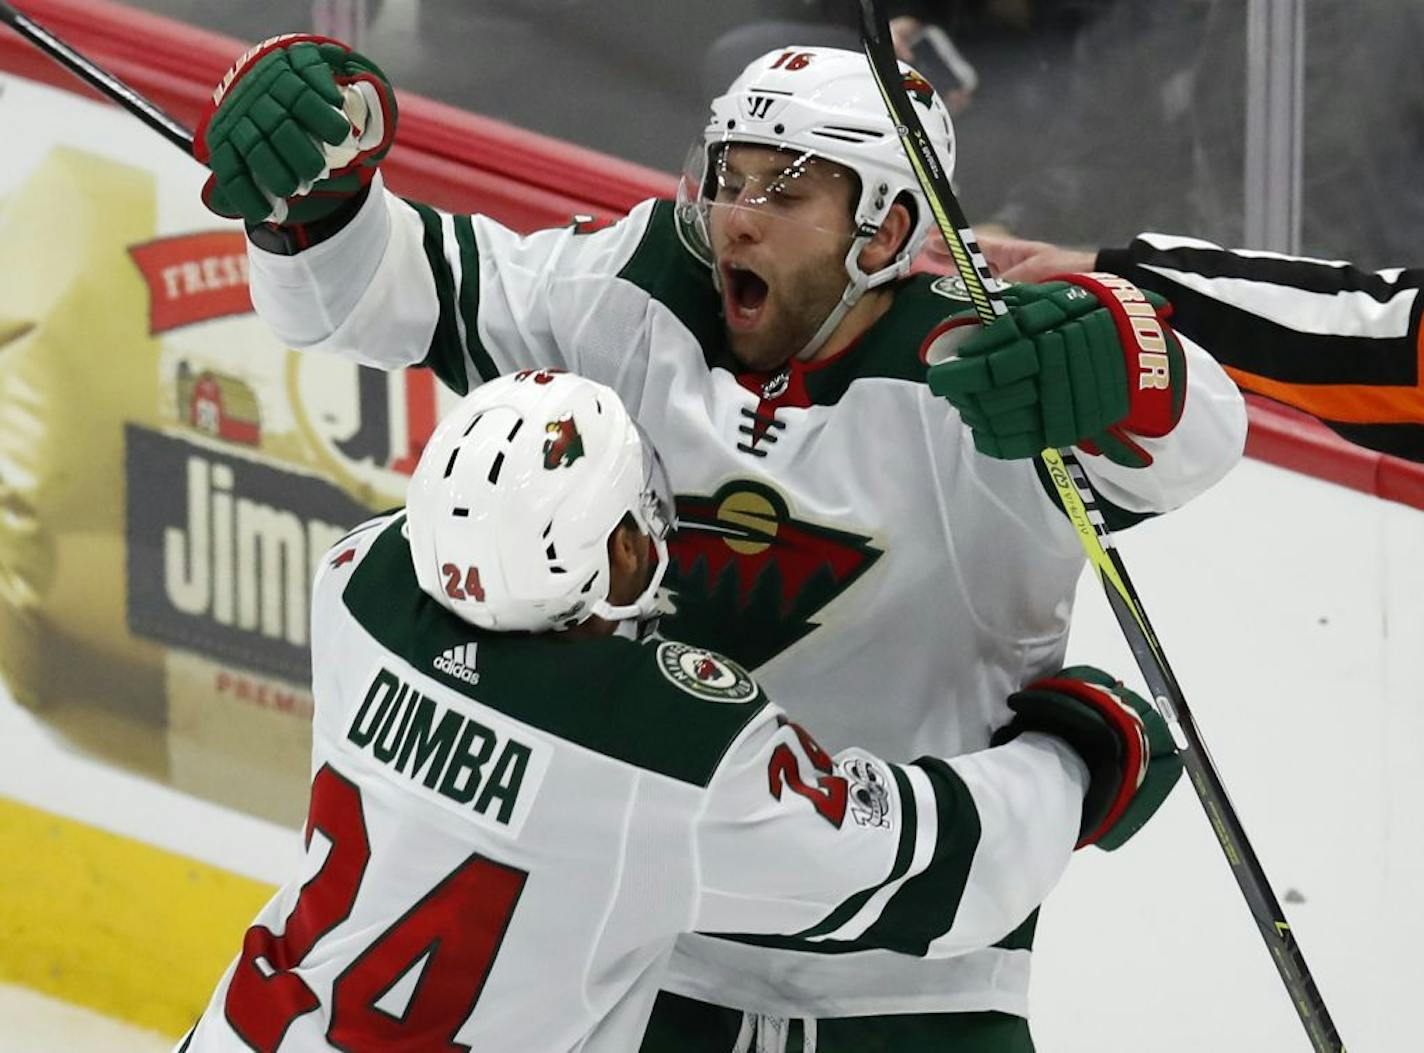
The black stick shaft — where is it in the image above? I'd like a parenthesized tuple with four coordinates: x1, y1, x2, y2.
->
(0, 0, 194, 152)
(855, 2, 1344, 1049)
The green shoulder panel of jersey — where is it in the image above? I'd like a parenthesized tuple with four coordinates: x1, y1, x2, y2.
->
(341, 516, 769, 787)
(617, 199, 736, 371)
(801, 273, 977, 407)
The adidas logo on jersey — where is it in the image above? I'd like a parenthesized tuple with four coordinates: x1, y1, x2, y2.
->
(433, 643, 480, 685)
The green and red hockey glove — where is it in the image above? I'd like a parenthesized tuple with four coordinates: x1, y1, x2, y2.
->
(194, 35, 397, 227)
(992, 666, 1182, 850)
(925, 275, 1187, 467)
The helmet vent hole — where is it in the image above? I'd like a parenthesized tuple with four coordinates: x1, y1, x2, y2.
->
(813, 125, 885, 144)
(442, 448, 460, 478)
(773, 123, 784, 135)
(462, 412, 485, 437)
(488, 452, 506, 484)
(452, 508, 469, 518)
(506, 418, 524, 441)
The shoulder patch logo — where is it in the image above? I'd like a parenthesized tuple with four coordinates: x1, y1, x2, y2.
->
(656, 641, 759, 703)
(543, 415, 585, 470)
(929, 274, 972, 302)
(930, 273, 1006, 302)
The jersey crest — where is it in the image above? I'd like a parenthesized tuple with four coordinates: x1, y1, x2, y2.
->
(663, 481, 881, 669)
(543, 415, 585, 469)
(655, 641, 758, 703)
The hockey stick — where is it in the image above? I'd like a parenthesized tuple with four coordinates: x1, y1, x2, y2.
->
(0, 0, 195, 152)
(853, 3, 1345, 1051)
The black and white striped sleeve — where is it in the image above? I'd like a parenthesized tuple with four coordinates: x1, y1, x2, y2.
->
(1098, 233, 1424, 462)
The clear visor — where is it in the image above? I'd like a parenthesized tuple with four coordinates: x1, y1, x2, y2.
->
(590, 420, 675, 627)
(676, 140, 862, 242)
(632, 420, 676, 542)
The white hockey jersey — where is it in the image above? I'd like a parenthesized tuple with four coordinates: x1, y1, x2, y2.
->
(246, 176, 1247, 1018)
(177, 511, 1089, 1052)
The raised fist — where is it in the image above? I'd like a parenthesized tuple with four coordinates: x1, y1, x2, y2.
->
(925, 275, 1187, 467)
(194, 35, 397, 226)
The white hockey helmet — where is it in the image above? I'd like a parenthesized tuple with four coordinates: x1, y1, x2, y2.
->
(678, 45, 956, 356)
(406, 369, 675, 633)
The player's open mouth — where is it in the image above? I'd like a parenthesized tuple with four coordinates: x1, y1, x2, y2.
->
(721, 262, 770, 330)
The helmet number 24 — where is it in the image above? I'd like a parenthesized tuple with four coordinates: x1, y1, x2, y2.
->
(443, 563, 487, 603)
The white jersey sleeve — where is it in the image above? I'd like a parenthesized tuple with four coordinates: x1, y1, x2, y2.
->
(246, 174, 668, 401)
(1072, 330, 1248, 517)
(694, 708, 1088, 958)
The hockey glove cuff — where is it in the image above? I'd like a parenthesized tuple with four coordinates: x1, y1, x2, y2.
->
(195, 36, 398, 228)
(925, 276, 1186, 467)
(992, 666, 1182, 850)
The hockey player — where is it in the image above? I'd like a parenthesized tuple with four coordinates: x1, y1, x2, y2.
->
(979, 232, 1424, 462)
(196, 37, 1246, 1052)
(175, 370, 1181, 1053)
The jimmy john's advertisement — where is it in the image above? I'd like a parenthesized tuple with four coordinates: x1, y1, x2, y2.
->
(0, 72, 460, 823)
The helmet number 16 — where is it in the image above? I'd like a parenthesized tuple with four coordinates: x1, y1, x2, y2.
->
(770, 50, 814, 71)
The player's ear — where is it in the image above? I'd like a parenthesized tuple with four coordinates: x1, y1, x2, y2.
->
(859, 198, 914, 273)
(605, 515, 644, 601)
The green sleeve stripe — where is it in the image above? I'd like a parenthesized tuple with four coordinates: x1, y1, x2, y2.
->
(453, 213, 498, 385)
(615, 200, 731, 370)
(853, 756, 981, 955)
(408, 201, 470, 396)
(718, 756, 982, 956)
(790, 762, 920, 941)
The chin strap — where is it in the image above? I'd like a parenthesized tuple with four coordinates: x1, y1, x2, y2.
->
(793, 233, 914, 361)
(589, 534, 670, 625)
(610, 620, 641, 641)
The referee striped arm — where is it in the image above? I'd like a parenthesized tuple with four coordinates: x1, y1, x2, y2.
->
(1100, 234, 1424, 459)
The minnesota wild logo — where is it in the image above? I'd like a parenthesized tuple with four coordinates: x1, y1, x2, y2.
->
(663, 480, 881, 670)
(902, 69, 935, 109)
(543, 415, 585, 470)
